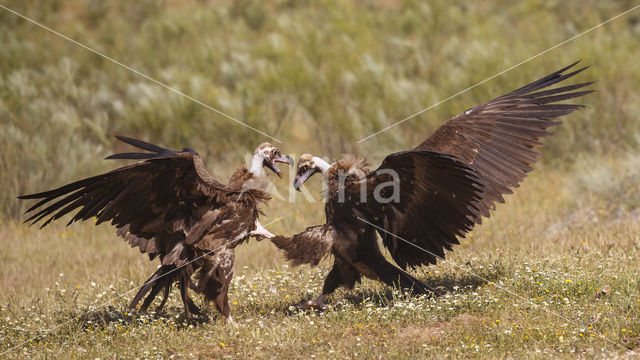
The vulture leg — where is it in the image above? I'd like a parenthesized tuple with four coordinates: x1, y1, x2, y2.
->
(186, 294, 202, 316)
(213, 286, 233, 324)
(212, 252, 235, 324)
(155, 282, 172, 314)
(179, 274, 192, 319)
(179, 271, 203, 319)
(296, 256, 360, 310)
(180, 264, 202, 315)
(184, 274, 202, 316)
(196, 249, 235, 323)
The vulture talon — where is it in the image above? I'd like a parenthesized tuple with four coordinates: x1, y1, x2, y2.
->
(251, 220, 275, 240)
(294, 299, 326, 311)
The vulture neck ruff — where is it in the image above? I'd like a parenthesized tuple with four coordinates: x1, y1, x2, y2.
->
(249, 152, 265, 177)
(313, 157, 332, 173)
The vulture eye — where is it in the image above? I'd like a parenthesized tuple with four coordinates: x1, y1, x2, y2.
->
(300, 166, 308, 172)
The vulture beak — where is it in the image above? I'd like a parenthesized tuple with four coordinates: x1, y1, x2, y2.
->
(293, 168, 317, 191)
(266, 153, 294, 178)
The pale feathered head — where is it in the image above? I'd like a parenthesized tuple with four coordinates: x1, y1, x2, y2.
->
(252, 143, 294, 178)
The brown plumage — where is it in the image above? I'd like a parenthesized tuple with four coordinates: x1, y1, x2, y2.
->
(275, 62, 592, 309)
(19, 136, 293, 322)
(271, 225, 334, 267)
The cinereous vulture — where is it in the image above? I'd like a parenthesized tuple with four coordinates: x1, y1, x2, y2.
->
(19, 136, 293, 322)
(272, 62, 592, 309)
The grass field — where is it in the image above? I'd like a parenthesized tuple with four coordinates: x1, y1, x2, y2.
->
(2, 0, 640, 358)
(2, 154, 640, 358)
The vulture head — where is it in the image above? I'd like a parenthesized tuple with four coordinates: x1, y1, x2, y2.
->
(293, 154, 331, 191)
(251, 143, 294, 178)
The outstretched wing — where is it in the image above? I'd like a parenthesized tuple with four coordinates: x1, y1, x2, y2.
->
(346, 150, 482, 269)
(414, 61, 592, 221)
(271, 224, 336, 267)
(18, 136, 229, 260)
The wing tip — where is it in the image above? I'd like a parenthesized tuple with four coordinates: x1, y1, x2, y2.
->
(17, 193, 42, 200)
(557, 59, 582, 74)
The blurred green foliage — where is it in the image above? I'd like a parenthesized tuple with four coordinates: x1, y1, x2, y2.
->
(2, 0, 639, 216)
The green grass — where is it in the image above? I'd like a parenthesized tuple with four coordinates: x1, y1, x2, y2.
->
(2, 0, 640, 358)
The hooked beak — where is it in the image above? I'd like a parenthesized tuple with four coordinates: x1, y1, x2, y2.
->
(266, 154, 294, 178)
(293, 168, 317, 191)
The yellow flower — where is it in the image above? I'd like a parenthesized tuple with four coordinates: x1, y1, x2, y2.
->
(220, 342, 227, 347)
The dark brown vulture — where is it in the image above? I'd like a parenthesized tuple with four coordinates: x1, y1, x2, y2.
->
(272, 62, 592, 309)
(19, 136, 293, 322)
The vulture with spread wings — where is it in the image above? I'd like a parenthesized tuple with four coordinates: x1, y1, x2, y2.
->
(273, 62, 592, 309)
(19, 136, 293, 322)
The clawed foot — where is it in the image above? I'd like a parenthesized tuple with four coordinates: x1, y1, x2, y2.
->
(250, 230, 275, 240)
(295, 299, 326, 311)
(251, 220, 275, 240)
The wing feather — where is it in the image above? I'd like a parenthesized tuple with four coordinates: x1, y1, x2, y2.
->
(415, 62, 592, 223)
(345, 150, 482, 269)
(19, 137, 229, 253)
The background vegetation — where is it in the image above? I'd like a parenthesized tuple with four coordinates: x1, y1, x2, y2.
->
(1, 0, 639, 358)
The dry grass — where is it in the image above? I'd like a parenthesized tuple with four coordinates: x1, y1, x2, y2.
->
(2, 153, 640, 358)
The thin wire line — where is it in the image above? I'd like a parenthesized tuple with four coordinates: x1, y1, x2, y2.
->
(0, 216, 286, 356)
(357, 3, 640, 144)
(0, 4, 282, 144)
(356, 216, 634, 353)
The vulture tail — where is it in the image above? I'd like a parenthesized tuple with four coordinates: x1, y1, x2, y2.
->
(129, 265, 198, 315)
(129, 265, 174, 311)
(139, 270, 174, 314)
(129, 264, 200, 316)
